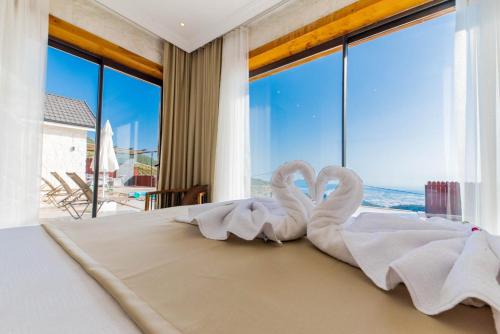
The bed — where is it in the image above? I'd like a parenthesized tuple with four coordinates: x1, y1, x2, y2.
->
(1, 206, 495, 334)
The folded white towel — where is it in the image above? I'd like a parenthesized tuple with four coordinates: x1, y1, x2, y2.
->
(306, 165, 500, 330)
(177, 160, 316, 242)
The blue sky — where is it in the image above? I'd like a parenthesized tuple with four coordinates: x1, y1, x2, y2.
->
(45, 47, 161, 152)
(250, 12, 455, 192)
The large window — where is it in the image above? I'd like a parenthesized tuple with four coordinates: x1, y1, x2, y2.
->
(250, 7, 455, 213)
(346, 13, 455, 211)
(250, 51, 343, 197)
(40, 42, 161, 220)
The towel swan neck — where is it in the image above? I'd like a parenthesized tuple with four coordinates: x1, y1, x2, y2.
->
(313, 166, 363, 215)
(270, 160, 316, 240)
(307, 166, 363, 265)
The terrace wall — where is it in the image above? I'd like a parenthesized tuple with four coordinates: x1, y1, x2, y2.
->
(41, 123, 88, 186)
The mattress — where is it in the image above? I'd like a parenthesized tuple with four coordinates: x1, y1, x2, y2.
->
(0, 225, 140, 334)
(42, 206, 496, 334)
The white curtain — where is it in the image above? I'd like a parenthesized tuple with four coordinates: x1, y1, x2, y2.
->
(0, 0, 49, 228)
(451, 0, 500, 234)
(213, 27, 251, 202)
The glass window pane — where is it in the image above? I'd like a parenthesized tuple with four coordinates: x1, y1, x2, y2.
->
(250, 51, 343, 197)
(97, 67, 161, 216)
(40, 47, 99, 220)
(346, 13, 455, 212)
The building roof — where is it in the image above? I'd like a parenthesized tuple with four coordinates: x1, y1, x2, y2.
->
(44, 94, 96, 129)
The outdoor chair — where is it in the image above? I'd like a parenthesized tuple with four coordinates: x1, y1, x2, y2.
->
(49, 172, 83, 208)
(40, 176, 55, 193)
(425, 181, 462, 221)
(40, 176, 64, 204)
(144, 185, 208, 211)
(65, 172, 128, 219)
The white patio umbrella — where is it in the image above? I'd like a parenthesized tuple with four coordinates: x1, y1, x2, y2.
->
(96, 120, 119, 196)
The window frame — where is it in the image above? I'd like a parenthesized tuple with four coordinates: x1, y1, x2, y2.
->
(249, 0, 455, 169)
(47, 38, 163, 217)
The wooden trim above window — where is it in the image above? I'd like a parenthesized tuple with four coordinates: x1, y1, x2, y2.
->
(250, 44, 342, 82)
(49, 15, 163, 80)
(249, 0, 436, 72)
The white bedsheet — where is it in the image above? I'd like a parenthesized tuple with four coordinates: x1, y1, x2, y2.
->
(0, 225, 141, 334)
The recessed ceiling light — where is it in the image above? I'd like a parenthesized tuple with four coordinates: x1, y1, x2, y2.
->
(180, 22, 185, 27)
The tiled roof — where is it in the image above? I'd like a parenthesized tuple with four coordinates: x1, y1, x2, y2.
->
(44, 94, 96, 129)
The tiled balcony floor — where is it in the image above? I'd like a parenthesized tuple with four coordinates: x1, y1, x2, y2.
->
(39, 186, 155, 222)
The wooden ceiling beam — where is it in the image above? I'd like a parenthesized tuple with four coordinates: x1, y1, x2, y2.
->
(249, 0, 434, 72)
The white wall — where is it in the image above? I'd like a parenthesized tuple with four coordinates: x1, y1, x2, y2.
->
(248, 0, 357, 50)
(49, 0, 163, 64)
(41, 123, 89, 187)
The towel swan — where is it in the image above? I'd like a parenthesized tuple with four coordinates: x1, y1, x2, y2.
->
(307, 165, 364, 266)
(176, 160, 316, 242)
(270, 160, 316, 240)
(307, 166, 500, 330)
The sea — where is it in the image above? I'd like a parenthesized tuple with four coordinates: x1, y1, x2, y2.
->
(294, 180, 425, 212)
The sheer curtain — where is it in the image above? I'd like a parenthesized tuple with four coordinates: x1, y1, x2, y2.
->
(0, 0, 48, 228)
(451, 0, 500, 234)
(213, 27, 251, 202)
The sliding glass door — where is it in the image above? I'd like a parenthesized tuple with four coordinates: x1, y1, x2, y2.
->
(40, 46, 99, 220)
(97, 67, 161, 216)
(40, 40, 162, 220)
